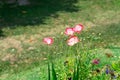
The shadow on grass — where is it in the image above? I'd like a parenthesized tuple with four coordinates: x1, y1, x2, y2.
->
(0, 29, 5, 37)
(0, 0, 79, 28)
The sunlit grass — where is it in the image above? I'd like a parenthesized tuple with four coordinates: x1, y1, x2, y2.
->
(0, 0, 120, 80)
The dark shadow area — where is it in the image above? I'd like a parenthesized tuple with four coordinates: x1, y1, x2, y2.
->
(0, 29, 4, 37)
(0, 0, 79, 28)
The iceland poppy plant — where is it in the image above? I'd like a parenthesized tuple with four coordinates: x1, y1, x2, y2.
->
(67, 36, 79, 46)
(43, 37, 54, 45)
(65, 28, 74, 36)
(73, 24, 83, 33)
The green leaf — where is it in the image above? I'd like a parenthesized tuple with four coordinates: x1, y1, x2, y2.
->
(73, 58, 80, 80)
(76, 62, 80, 80)
(48, 63, 51, 80)
(73, 65, 76, 80)
(51, 63, 57, 80)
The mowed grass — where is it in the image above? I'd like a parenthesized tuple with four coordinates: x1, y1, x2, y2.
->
(0, 0, 120, 80)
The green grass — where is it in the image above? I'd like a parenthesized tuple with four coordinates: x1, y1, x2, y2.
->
(0, 0, 120, 80)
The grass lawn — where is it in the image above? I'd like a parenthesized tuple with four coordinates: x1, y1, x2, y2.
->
(0, 0, 120, 80)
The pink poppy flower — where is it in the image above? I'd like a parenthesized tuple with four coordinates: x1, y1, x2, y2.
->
(73, 24, 84, 33)
(92, 59, 100, 65)
(65, 28, 74, 36)
(67, 36, 79, 46)
(43, 37, 54, 45)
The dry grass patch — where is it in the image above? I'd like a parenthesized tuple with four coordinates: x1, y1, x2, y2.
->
(0, 37, 23, 53)
(93, 10, 120, 26)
